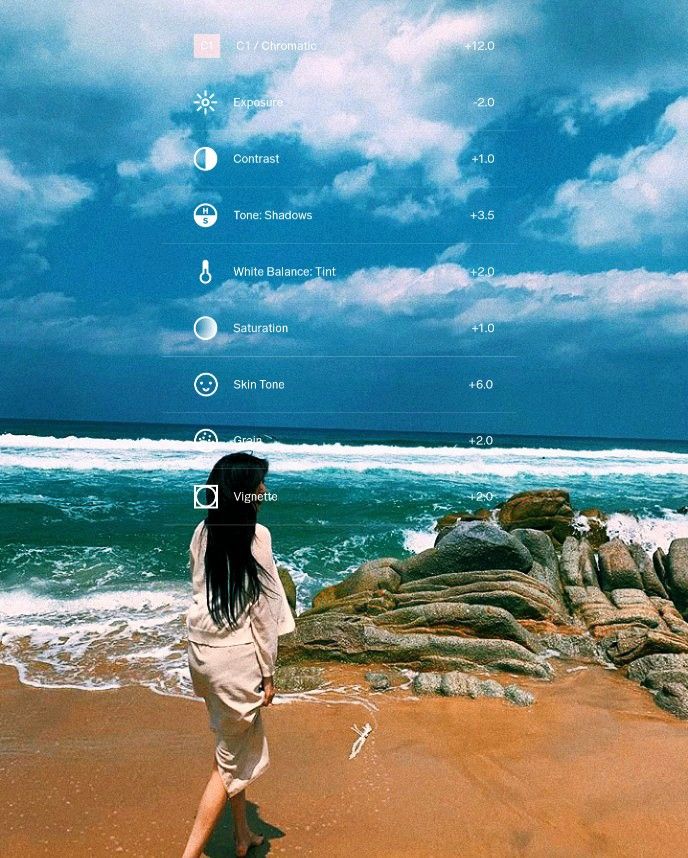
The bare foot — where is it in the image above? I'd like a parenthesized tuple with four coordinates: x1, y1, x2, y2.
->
(234, 829, 264, 856)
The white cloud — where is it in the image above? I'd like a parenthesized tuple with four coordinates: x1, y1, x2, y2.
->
(384, 6, 524, 68)
(289, 159, 473, 223)
(0, 153, 93, 232)
(525, 96, 688, 248)
(436, 243, 469, 263)
(373, 196, 440, 223)
(213, 1, 530, 206)
(332, 163, 376, 199)
(469, 267, 688, 332)
(187, 261, 688, 340)
(289, 163, 377, 209)
(124, 181, 198, 217)
(3, 0, 688, 223)
(550, 86, 650, 136)
(4, 261, 686, 356)
(117, 129, 192, 178)
(590, 86, 649, 118)
(115, 129, 205, 216)
(180, 263, 472, 326)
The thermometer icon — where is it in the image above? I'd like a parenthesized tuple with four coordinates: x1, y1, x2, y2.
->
(199, 259, 212, 285)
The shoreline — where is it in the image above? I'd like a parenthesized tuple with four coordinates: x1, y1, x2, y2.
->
(3, 663, 688, 857)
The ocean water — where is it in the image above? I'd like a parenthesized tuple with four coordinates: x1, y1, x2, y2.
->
(1, 419, 687, 696)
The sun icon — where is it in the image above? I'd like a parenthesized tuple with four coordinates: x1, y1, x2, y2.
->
(193, 90, 218, 116)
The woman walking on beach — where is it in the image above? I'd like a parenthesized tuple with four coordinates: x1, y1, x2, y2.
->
(182, 453, 295, 858)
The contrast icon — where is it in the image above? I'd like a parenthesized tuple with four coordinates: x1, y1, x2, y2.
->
(194, 428, 219, 443)
(199, 259, 212, 284)
(193, 146, 218, 171)
(193, 35, 221, 59)
(194, 316, 218, 341)
(194, 90, 218, 116)
(194, 203, 218, 228)
(194, 372, 219, 397)
(194, 484, 219, 509)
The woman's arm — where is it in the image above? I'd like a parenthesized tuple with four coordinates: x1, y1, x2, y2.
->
(249, 589, 278, 679)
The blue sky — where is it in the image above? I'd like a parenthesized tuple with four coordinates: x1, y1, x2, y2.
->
(1, 0, 687, 439)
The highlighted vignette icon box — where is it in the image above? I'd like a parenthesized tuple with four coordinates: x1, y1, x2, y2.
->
(194, 484, 219, 509)
(193, 34, 221, 59)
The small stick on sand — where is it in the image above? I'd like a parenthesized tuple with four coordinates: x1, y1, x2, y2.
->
(348, 722, 373, 759)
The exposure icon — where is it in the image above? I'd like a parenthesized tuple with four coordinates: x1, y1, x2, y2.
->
(193, 90, 218, 115)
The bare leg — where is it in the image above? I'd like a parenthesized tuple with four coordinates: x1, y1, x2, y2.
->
(230, 789, 265, 857)
(181, 762, 228, 858)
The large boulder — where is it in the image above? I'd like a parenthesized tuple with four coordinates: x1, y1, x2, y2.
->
(666, 539, 688, 614)
(397, 570, 565, 622)
(277, 565, 298, 612)
(306, 589, 397, 617)
(564, 585, 606, 610)
(372, 602, 536, 649)
(559, 538, 600, 588)
(559, 537, 584, 587)
(608, 588, 651, 609)
(365, 671, 392, 692)
(653, 547, 669, 586)
(640, 669, 688, 691)
(280, 612, 552, 677)
(597, 539, 644, 591)
(274, 665, 325, 692)
(439, 672, 504, 699)
(651, 598, 688, 636)
(497, 490, 574, 543)
(627, 543, 669, 599)
(538, 632, 605, 663)
(626, 653, 688, 683)
(511, 529, 564, 599)
(413, 672, 443, 694)
(579, 539, 599, 586)
(566, 585, 667, 638)
(312, 558, 400, 610)
(655, 683, 688, 719)
(603, 626, 688, 665)
(396, 522, 532, 583)
(435, 509, 491, 544)
(414, 671, 536, 706)
(504, 685, 536, 707)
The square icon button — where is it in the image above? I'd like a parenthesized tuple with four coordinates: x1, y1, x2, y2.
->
(193, 34, 221, 59)
(194, 484, 219, 509)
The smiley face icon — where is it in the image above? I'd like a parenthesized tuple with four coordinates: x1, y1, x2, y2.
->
(194, 428, 218, 443)
(194, 372, 219, 397)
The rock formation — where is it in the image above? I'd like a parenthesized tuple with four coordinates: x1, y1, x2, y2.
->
(279, 489, 688, 717)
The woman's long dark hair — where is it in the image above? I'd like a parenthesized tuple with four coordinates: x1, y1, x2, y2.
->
(203, 452, 270, 628)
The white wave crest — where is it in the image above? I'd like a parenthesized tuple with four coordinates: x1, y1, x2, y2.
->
(605, 512, 688, 553)
(1, 432, 687, 477)
(402, 528, 436, 554)
(0, 586, 187, 618)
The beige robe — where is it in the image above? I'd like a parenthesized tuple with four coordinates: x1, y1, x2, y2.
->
(186, 521, 295, 796)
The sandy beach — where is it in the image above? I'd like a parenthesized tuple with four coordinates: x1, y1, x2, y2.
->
(2, 663, 688, 857)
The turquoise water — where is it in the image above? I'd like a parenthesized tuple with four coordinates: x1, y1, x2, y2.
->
(1, 419, 687, 695)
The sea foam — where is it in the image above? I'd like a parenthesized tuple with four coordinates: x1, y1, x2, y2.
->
(2, 433, 687, 477)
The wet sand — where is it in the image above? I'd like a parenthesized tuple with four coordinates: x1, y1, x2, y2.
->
(1, 663, 688, 857)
